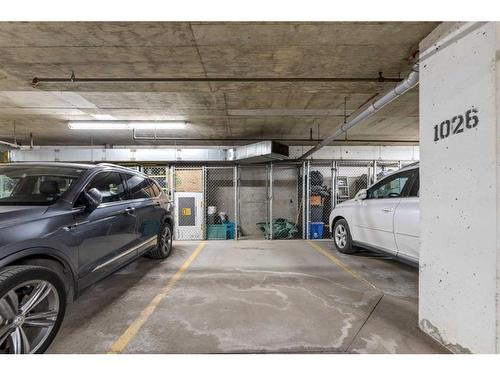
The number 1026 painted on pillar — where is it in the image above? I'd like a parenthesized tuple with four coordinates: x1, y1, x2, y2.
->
(433, 107, 479, 142)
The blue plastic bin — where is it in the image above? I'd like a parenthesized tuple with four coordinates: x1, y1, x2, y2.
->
(207, 225, 227, 240)
(309, 222, 324, 239)
(226, 222, 235, 239)
(207, 223, 236, 240)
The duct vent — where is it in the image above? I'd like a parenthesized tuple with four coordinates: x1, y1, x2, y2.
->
(231, 141, 289, 163)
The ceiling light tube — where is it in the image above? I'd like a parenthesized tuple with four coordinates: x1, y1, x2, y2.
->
(68, 121, 187, 130)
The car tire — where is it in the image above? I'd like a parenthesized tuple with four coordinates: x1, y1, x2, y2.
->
(0, 265, 67, 354)
(19, 258, 74, 303)
(332, 219, 356, 254)
(147, 222, 173, 259)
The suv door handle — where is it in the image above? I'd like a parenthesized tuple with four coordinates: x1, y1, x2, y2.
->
(382, 208, 393, 212)
(124, 207, 136, 215)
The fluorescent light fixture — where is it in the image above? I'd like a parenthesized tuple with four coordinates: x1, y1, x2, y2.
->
(68, 121, 187, 130)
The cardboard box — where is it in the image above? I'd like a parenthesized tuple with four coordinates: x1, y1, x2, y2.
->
(310, 195, 323, 206)
(175, 169, 203, 192)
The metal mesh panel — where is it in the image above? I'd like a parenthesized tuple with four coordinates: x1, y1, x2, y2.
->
(307, 162, 334, 239)
(205, 167, 237, 240)
(271, 164, 303, 239)
(238, 165, 270, 240)
(375, 161, 401, 182)
(172, 166, 205, 240)
(336, 161, 371, 205)
(142, 165, 169, 192)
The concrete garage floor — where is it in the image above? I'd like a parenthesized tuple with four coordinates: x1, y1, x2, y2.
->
(48, 240, 448, 354)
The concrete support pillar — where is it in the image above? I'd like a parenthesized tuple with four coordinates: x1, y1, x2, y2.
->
(419, 22, 500, 353)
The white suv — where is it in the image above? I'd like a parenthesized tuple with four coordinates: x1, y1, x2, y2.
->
(329, 163, 419, 264)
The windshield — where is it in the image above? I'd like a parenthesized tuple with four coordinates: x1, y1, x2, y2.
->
(0, 165, 84, 205)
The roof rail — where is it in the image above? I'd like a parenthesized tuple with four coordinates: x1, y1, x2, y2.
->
(96, 163, 146, 175)
(96, 162, 121, 168)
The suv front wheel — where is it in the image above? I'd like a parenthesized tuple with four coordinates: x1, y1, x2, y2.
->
(0, 265, 66, 354)
(332, 219, 356, 254)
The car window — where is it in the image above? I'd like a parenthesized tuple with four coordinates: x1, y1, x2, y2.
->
(407, 169, 419, 197)
(123, 174, 157, 200)
(85, 172, 126, 203)
(150, 180, 162, 197)
(367, 170, 412, 199)
(146, 179, 159, 198)
(0, 165, 81, 205)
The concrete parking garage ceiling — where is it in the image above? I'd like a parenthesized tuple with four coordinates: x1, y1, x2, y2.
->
(0, 22, 438, 147)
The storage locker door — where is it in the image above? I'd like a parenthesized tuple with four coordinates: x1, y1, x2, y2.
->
(175, 192, 204, 240)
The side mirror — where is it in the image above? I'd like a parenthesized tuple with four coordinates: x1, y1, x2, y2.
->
(83, 188, 102, 212)
(355, 189, 367, 201)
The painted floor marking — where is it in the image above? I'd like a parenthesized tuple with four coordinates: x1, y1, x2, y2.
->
(108, 241, 207, 353)
(306, 241, 380, 291)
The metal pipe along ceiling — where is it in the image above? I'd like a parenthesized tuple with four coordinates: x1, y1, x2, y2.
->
(0, 140, 20, 149)
(131, 129, 417, 144)
(31, 74, 402, 86)
(298, 63, 419, 160)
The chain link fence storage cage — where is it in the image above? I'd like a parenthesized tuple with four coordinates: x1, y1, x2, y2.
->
(238, 165, 270, 240)
(122, 159, 416, 242)
(306, 162, 335, 240)
(204, 166, 237, 240)
(172, 165, 205, 241)
(270, 163, 303, 240)
(335, 161, 372, 205)
(142, 165, 169, 193)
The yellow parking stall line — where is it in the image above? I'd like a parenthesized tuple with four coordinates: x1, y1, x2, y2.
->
(108, 241, 207, 354)
(306, 241, 380, 291)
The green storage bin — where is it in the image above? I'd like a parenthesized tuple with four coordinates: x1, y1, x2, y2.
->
(207, 224, 227, 240)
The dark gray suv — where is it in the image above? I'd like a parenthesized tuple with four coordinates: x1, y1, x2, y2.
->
(0, 162, 173, 354)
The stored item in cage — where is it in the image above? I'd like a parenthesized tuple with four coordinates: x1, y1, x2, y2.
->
(218, 212, 229, 223)
(309, 222, 324, 239)
(311, 195, 323, 206)
(309, 171, 324, 186)
(256, 218, 299, 239)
